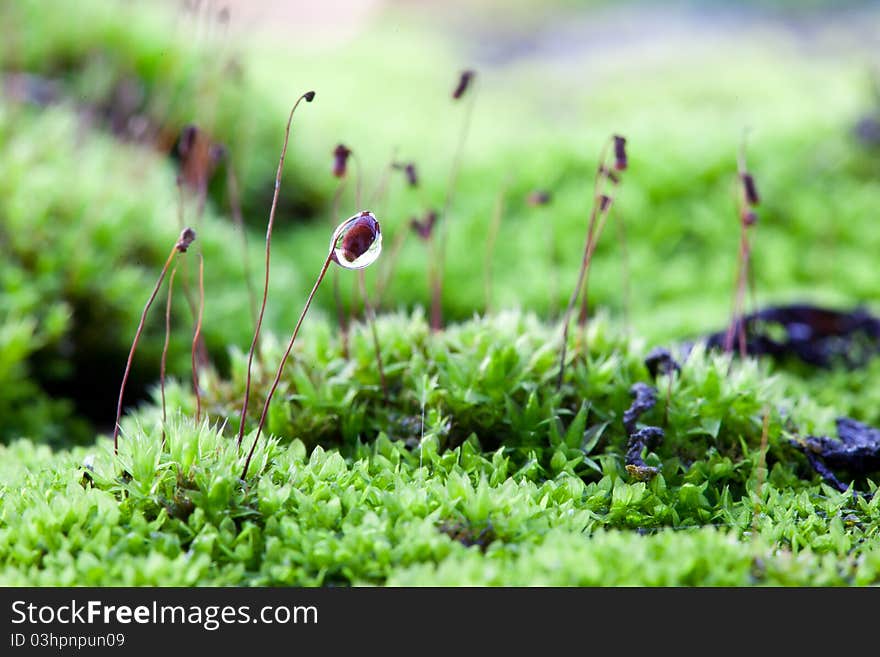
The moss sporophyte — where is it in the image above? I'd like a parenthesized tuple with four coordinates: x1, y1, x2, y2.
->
(434, 69, 478, 332)
(724, 141, 762, 358)
(240, 211, 383, 481)
(114, 227, 197, 454)
(557, 134, 628, 390)
(236, 91, 315, 448)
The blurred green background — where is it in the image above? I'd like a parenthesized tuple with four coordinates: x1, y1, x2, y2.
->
(2, 0, 880, 443)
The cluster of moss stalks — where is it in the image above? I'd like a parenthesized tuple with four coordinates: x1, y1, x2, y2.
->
(2, 309, 880, 586)
(3, 0, 880, 585)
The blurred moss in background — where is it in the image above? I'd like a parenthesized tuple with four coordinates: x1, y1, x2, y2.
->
(2, 0, 880, 444)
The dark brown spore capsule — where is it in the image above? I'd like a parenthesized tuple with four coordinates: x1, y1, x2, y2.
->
(392, 162, 418, 187)
(341, 215, 378, 262)
(333, 144, 352, 178)
(209, 143, 227, 165)
(424, 211, 437, 234)
(176, 227, 197, 252)
(599, 166, 620, 184)
(452, 70, 475, 100)
(178, 124, 198, 159)
(304, 91, 316, 102)
(527, 190, 552, 206)
(741, 209, 758, 227)
(411, 210, 438, 240)
(403, 163, 418, 187)
(741, 173, 760, 206)
(612, 135, 628, 171)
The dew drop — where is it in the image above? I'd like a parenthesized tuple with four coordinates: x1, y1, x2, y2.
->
(330, 211, 382, 269)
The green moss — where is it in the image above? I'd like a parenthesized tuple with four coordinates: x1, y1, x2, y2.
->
(0, 104, 273, 441)
(4, 0, 880, 585)
(2, 313, 879, 586)
(0, 0, 327, 222)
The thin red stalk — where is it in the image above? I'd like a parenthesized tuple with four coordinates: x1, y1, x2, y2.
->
(368, 147, 399, 208)
(236, 93, 313, 447)
(557, 139, 620, 390)
(160, 262, 180, 447)
(724, 209, 750, 356)
(738, 241, 750, 359)
(241, 254, 333, 480)
(739, 146, 757, 356)
(746, 255, 759, 325)
(723, 237, 745, 354)
(547, 222, 559, 319)
(226, 163, 258, 331)
(615, 209, 631, 334)
(196, 177, 207, 224)
(332, 270, 350, 358)
(434, 86, 477, 331)
(429, 234, 442, 332)
(176, 177, 185, 230)
(114, 244, 179, 454)
(330, 180, 350, 358)
(555, 203, 600, 390)
(351, 151, 363, 209)
(742, 140, 757, 323)
(374, 226, 409, 308)
(176, 180, 198, 317)
(359, 269, 389, 403)
(724, 147, 754, 358)
(330, 179, 347, 223)
(192, 253, 205, 423)
(176, 179, 207, 366)
(347, 153, 365, 326)
(371, 154, 410, 308)
(333, 269, 350, 359)
(576, 189, 618, 335)
(576, 140, 615, 327)
(484, 186, 507, 315)
(577, 194, 618, 324)
(350, 271, 363, 323)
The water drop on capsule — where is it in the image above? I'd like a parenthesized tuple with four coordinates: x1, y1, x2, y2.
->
(330, 211, 382, 269)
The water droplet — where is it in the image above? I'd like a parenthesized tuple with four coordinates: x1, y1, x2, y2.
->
(330, 211, 382, 269)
